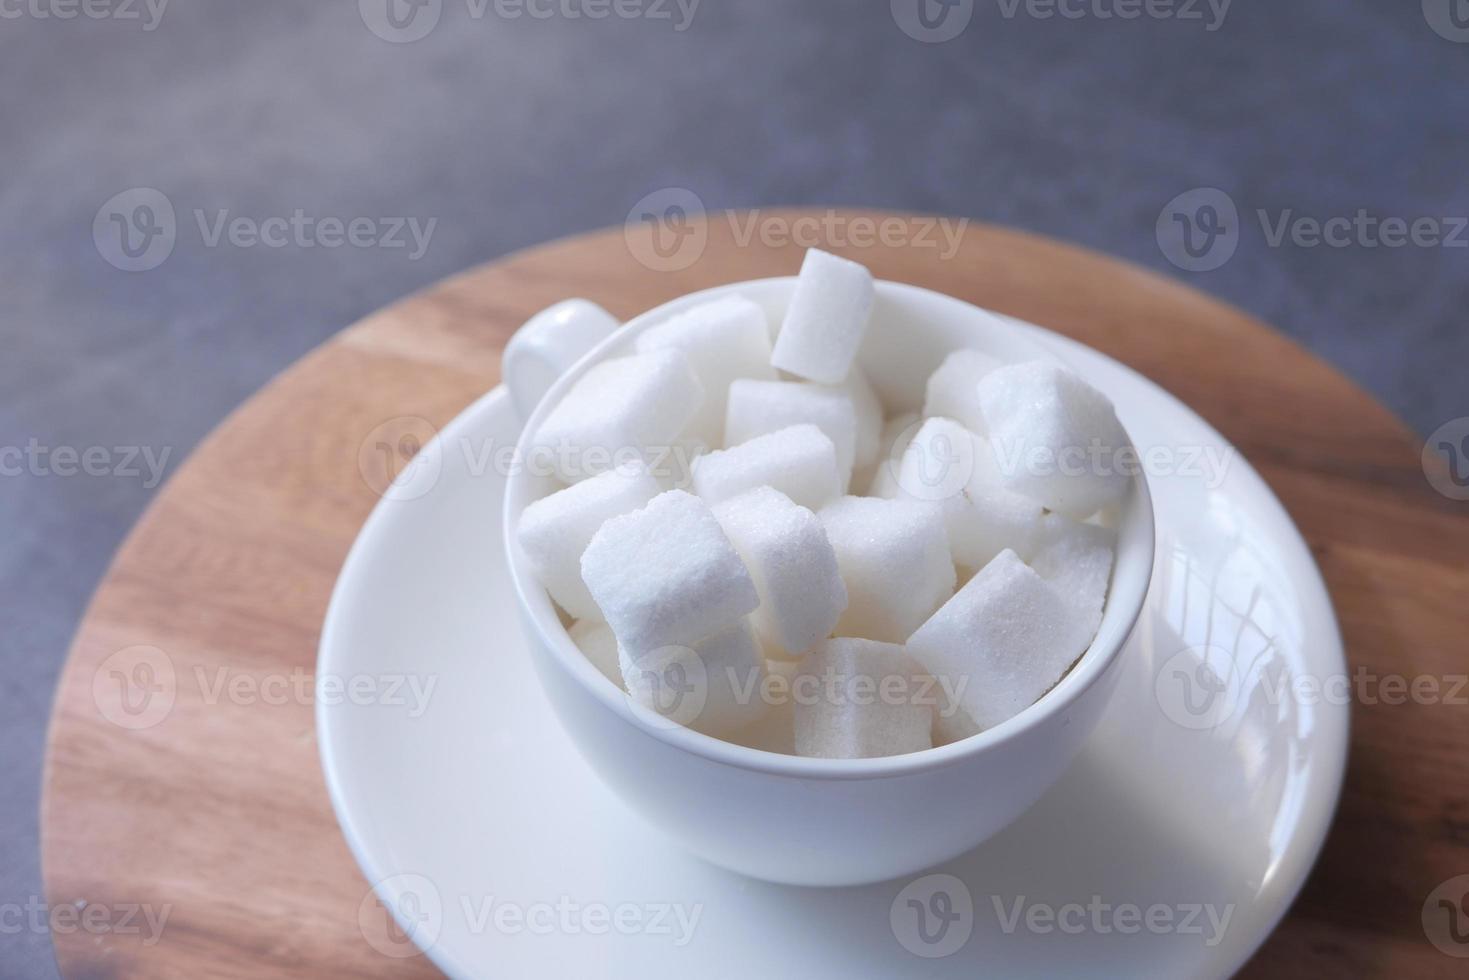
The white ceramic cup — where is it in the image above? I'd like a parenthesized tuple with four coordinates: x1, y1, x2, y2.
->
(502, 278, 1155, 887)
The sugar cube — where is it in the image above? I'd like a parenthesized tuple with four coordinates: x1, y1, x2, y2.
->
(726, 379, 858, 487)
(818, 496, 955, 643)
(581, 490, 758, 656)
(841, 367, 885, 470)
(932, 698, 982, 746)
(1028, 513, 1116, 644)
(691, 424, 841, 511)
(864, 412, 921, 497)
(634, 296, 777, 447)
(792, 639, 933, 758)
(534, 349, 703, 483)
(712, 487, 847, 658)
(771, 248, 875, 384)
(891, 418, 1045, 570)
(906, 550, 1090, 730)
(568, 619, 624, 687)
(977, 361, 1130, 518)
(922, 349, 1003, 434)
(516, 460, 662, 620)
(619, 619, 768, 737)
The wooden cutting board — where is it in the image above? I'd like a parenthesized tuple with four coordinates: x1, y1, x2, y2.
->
(41, 211, 1469, 978)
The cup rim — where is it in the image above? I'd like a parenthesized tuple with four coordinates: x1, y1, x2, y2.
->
(503, 276, 1155, 781)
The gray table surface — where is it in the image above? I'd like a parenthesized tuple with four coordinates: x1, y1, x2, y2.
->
(3, 1, 1466, 975)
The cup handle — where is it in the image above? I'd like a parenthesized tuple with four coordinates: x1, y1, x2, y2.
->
(503, 299, 621, 424)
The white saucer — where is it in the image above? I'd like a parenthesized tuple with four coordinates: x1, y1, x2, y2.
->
(318, 329, 1347, 979)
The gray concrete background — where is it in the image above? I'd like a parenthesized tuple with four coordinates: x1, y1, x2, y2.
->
(2, 0, 1466, 974)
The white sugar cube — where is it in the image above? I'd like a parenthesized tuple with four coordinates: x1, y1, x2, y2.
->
(619, 619, 768, 737)
(907, 550, 1090, 730)
(634, 296, 777, 447)
(771, 248, 875, 384)
(1028, 513, 1116, 644)
(892, 418, 1045, 571)
(932, 698, 982, 746)
(535, 349, 703, 483)
(568, 619, 623, 687)
(818, 496, 955, 643)
(581, 490, 758, 657)
(841, 367, 884, 470)
(516, 460, 662, 620)
(922, 349, 1003, 434)
(726, 379, 858, 488)
(977, 361, 1130, 518)
(792, 639, 933, 759)
(691, 424, 841, 512)
(864, 411, 921, 497)
(712, 487, 848, 659)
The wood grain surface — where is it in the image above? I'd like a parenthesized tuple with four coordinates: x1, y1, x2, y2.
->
(41, 211, 1469, 978)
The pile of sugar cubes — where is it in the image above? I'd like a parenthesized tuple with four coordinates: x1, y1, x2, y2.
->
(516, 248, 1129, 758)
